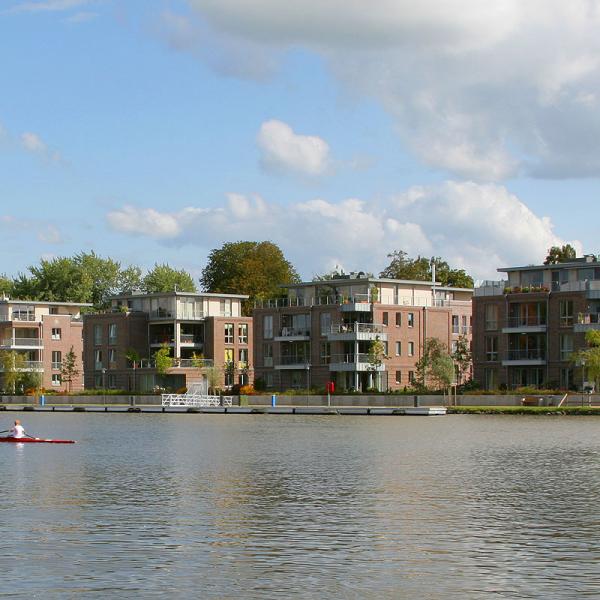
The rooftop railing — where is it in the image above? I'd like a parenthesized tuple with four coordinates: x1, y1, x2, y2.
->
(255, 295, 471, 309)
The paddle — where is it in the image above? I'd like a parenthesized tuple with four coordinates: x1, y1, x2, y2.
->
(0, 430, 9, 434)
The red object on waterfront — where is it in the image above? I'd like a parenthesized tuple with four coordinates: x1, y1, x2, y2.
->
(326, 381, 335, 393)
(0, 437, 76, 444)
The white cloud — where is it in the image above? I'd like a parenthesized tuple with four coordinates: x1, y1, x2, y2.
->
(257, 120, 331, 177)
(172, 0, 600, 180)
(37, 224, 63, 244)
(20, 131, 61, 162)
(106, 205, 183, 239)
(105, 183, 578, 280)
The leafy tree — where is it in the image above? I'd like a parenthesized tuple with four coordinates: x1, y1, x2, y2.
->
(380, 251, 474, 288)
(153, 344, 173, 375)
(118, 265, 144, 294)
(143, 263, 196, 294)
(312, 267, 347, 281)
(0, 274, 13, 297)
(544, 244, 577, 265)
(60, 346, 80, 393)
(367, 337, 388, 370)
(201, 241, 300, 313)
(415, 338, 455, 391)
(452, 335, 472, 385)
(205, 365, 222, 394)
(572, 330, 600, 391)
(0, 350, 26, 393)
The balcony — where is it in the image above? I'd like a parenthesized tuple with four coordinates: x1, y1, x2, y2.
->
(575, 313, 600, 333)
(329, 353, 386, 372)
(275, 355, 310, 369)
(340, 294, 373, 312)
(327, 322, 387, 342)
(502, 316, 547, 334)
(502, 349, 546, 366)
(552, 280, 600, 299)
(150, 337, 175, 346)
(0, 361, 43, 372)
(180, 334, 203, 345)
(274, 327, 311, 341)
(1, 337, 44, 349)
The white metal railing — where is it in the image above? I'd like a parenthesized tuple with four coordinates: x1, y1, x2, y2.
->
(1, 337, 43, 347)
(328, 322, 385, 335)
(278, 327, 311, 337)
(255, 294, 471, 308)
(161, 393, 233, 408)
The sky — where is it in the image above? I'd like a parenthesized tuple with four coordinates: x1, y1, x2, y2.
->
(1, 0, 599, 285)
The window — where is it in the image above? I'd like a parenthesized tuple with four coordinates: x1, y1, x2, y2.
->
(462, 316, 469, 334)
(239, 348, 249, 367)
(50, 306, 59, 315)
(383, 341, 389, 356)
(51, 351, 62, 370)
(51, 328, 61, 340)
(395, 312, 401, 327)
(395, 371, 402, 385)
(452, 315, 459, 334)
(224, 348, 234, 364)
(382, 312, 389, 326)
(485, 304, 498, 330)
(94, 324, 102, 345)
(263, 343, 273, 367)
(51, 374, 61, 387)
(108, 323, 117, 345)
(484, 368, 497, 390)
(264, 372, 274, 389)
(224, 323, 234, 344)
(395, 341, 401, 356)
(485, 336, 498, 361)
(407, 313, 414, 328)
(408, 342, 414, 356)
(109, 348, 116, 365)
(263, 315, 273, 339)
(560, 368, 575, 390)
(238, 323, 248, 344)
(320, 312, 332, 336)
(408, 371, 415, 384)
(94, 349, 103, 370)
(560, 334, 573, 361)
(560, 300, 574, 327)
(451, 341, 458, 353)
(94, 374, 102, 388)
(320, 342, 331, 364)
(107, 374, 117, 389)
(221, 298, 232, 317)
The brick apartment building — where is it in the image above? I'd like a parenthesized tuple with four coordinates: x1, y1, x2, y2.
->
(0, 297, 89, 392)
(253, 274, 473, 392)
(83, 291, 253, 392)
(473, 255, 600, 391)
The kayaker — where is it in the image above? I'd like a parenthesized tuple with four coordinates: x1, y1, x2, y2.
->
(9, 419, 26, 439)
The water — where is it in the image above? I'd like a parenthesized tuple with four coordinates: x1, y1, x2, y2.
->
(1, 413, 600, 598)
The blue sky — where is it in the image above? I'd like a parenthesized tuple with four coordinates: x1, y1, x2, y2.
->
(1, 0, 598, 283)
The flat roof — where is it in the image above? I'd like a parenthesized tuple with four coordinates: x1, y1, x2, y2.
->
(499, 259, 600, 273)
(0, 298, 92, 307)
(282, 277, 473, 292)
(112, 291, 249, 300)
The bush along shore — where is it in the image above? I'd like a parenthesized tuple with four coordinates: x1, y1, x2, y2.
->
(447, 406, 600, 415)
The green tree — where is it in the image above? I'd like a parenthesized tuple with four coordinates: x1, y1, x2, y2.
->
(60, 346, 80, 393)
(572, 330, 600, 391)
(0, 350, 26, 393)
(153, 344, 173, 375)
(415, 338, 455, 391)
(205, 365, 221, 394)
(380, 251, 474, 288)
(200, 241, 300, 313)
(118, 265, 144, 294)
(452, 335, 472, 385)
(0, 274, 13, 297)
(544, 244, 578, 265)
(143, 263, 196, 294)
(367, 337, 388, 391)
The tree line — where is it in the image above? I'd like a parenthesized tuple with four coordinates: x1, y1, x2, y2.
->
(1, 243, 476, 312)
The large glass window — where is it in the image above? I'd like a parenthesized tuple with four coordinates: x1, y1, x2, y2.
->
(263, 315, 273, 339)
(485, 336, 498, 361)
(238, 323, 248, 344)
(484, 368, 497, 390)
(94, 324, 102, 345)
(560, 300, 574, 327)
(560, 334, 573, 361)
(485, 305, 498, 330)
(52, 350, 62, 370)
(320, 312, 331, 336)
(263, 343, 273, 367)
(108, 323, 117, 345)
(408, 342, 414, 356)
(407, 313, 414, 328)
(224, 323, 234, 344)
(452, 315, 459, 334)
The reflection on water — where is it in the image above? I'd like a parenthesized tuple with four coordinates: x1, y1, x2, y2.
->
(1, 414, 600, 598)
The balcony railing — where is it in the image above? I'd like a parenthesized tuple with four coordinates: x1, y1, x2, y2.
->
(328, 323, 385, 335)
(277, 327, 311, 337)
(10, 311, 37, 322)
(136, 358, 214, 369)
(279, 355, 310, 365)
(578, 313, 600, 324)
(180, 334, 202, 344)
(255, 294, 472, 309)
(505, 316, 547, 327)
(1, 337, 43, 348)
(150, 337, 175, 345)
(0, 361, 43, 372)
(330, 353, 373, 365)
(505, 349, 546, 361)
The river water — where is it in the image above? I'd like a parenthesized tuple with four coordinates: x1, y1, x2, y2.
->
(1, 413, 599, 598)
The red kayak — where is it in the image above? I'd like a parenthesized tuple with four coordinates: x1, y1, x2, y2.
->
(0, 437, 75, 444)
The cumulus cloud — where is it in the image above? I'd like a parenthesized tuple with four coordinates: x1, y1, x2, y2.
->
(105, 183, 578, 280)
(171, 0, 600, 180)
(257, 120, 331, 177)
